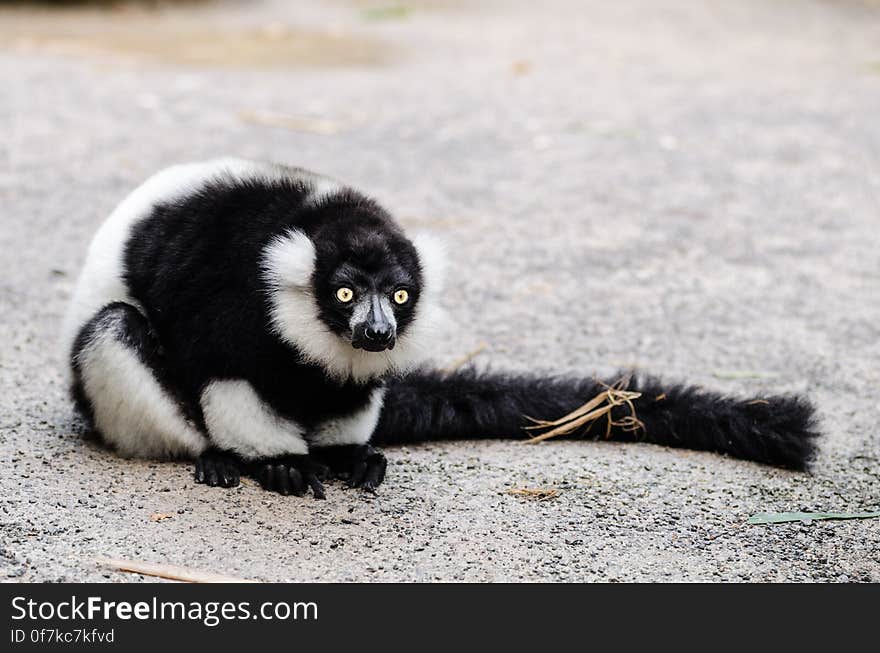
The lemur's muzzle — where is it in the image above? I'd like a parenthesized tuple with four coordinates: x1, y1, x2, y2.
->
(351, 294, 396, 352)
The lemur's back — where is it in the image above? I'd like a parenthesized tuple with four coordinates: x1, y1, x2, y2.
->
(62, 158, 340, 359)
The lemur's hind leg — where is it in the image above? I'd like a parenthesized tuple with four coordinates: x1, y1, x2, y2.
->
(70, 302, 208, 460)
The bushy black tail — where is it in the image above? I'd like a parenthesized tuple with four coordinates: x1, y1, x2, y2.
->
(372, 368, 819, 470)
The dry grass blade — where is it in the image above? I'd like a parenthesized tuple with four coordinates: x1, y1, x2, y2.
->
(96, 557, 257, 584)
(523, 379, 644, 444)
(525, 404, 616, 443)
(149, 512, 174, 522)
(524, 391, 609, 430)
(505, 487, 560, 500)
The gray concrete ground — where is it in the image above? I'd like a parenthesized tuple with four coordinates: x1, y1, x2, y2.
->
(1, 0, 879, 582)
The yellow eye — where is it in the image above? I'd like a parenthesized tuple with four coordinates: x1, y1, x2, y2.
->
(393, 289, 409, 305)
(336, 287, 354, 303)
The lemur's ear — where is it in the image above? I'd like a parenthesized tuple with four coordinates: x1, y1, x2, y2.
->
(410, 233, 447, 295)
(262, 229, 316, 290)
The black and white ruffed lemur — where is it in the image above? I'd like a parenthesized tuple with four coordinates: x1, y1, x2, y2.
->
(64, 159, 819, 499)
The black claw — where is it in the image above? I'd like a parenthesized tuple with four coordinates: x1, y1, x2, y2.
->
(225, 463, 240, 487)
(219, 462, 238, 488)
(303, 464, 326, 499)
(306, 473, 326, 500)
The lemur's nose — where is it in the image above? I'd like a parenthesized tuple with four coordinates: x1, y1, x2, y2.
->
(353, 294, 396, 351)
(365, 324, 393, 343)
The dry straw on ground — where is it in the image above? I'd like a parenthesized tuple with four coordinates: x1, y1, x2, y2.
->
(504, 488, 561, 500)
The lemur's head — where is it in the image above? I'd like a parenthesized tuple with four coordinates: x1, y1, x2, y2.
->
(262, 193, 444, 383)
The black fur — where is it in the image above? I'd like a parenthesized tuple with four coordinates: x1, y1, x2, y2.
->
(373, 368, 819, 470)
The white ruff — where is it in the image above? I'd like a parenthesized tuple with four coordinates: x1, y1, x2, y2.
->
(310, 387, 387, 447)
(262, 230, 445, 383)
(200, 380, 309, 459)
(75, 313, 207, 459)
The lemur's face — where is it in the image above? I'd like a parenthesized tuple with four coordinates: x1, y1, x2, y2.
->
(262, 204, 443, 382)
(311, 225, 422, 353)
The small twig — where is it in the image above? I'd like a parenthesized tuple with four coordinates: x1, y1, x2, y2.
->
(505, 487, 560, 501)
(96, 557, 257, 583)
(149, 512, 174, 522)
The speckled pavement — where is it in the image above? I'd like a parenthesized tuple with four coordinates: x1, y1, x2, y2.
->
(1, 0, 878, 582)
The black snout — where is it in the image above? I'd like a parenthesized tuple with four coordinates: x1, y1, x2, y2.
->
(351, 295, 397, 352)
(365, 324, 394, 344)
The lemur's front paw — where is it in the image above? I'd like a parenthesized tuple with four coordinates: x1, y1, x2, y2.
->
(254, 455, 326, 499)
(194, 448, 242, 488)
(312, 444, 388, 492)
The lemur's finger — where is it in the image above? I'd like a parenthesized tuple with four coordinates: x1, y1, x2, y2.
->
(287, 466, 306, 496)
(306, 472, 326, 500)
(259, 464, 285, 494)
(194, 459, 206, 484)
(219, 462, 239, 488)
(274, 464, 291, 495)
(206, 464, 220, 487)
(258, 465, 271, 490)
(227, 462, 240, 487)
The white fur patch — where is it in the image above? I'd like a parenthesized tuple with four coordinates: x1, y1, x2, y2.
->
(262, 229, 440, 383)
(310, 387, 387, 447)
(75, 317, 207, 459)
(200, 380, 308, 459)
(262, 229, 317, 289)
